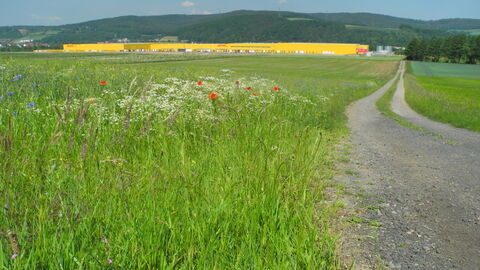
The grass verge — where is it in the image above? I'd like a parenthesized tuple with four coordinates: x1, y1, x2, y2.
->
(0, 53, 398, 268)
(376, 78, 424, 132)
(405, 65, 480, 132)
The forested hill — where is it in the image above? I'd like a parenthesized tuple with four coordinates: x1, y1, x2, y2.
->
(173, 12, 449, 46)
(1, 10, 480, 47)
(311, 13, 480, 30)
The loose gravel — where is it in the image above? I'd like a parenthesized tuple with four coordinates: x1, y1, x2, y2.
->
(336, 61, 480, 269)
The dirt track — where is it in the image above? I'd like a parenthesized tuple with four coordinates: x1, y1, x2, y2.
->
(338, 61, 480, 269)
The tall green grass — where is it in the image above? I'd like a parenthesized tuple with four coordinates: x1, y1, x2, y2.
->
(405, 63, 480, 132)
(0, 54, 398, 269)
(410, 61, 480, 79)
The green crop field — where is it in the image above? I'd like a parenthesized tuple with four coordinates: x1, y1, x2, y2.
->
(410, 61, 480, 79)
(0, 53, 398, 269)
(449, 29, 480, 36)
(18, 30, 62, 41)
(287, 18, 314, 21)
(406, 62, 480, 132)
(345, 24, 400, 32)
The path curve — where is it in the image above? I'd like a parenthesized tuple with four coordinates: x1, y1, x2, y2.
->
(391, 68, 480, 153)
(340, 61, 480, 269)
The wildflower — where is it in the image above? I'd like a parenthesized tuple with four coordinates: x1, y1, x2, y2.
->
(12, 75, 23, 82)
(108, 259, 113, 264)
(27, 103, 35, 108)
(7, 92, 14, 96)
(13, 112, 18, 116)
(11, 253, 17, 259)
(33, 83, 39, 88)
(100, 80, 107, 86)
(253, 93, 259, 96)
(87, 98, 96, 104)
(209, 93, 217, 100)
(197, 81, 203, 86)
(274, 87, 279, 91)
(246, 87, 252, 90)
(0, 97, 3, 102)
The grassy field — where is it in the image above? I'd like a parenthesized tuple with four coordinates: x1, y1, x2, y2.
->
(449, 29, 480, 36)
(345, 24, 400, 32)
(0, 53, 398, 269)
(410, 61, 480, 79)
(406, 62, 480, 132)
(18, 30, 62, 41)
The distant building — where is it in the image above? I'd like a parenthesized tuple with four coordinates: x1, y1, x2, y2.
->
(375, 45, 395, 56)
(35, 42, 370, 55)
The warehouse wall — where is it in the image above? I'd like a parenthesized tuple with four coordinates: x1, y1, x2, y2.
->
(63, 43, 125, 52)
(52, 43, 369, 55)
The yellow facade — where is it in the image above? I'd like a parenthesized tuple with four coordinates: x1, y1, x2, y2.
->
(63, 43, 125, 52)
(35, 42, 369, 55)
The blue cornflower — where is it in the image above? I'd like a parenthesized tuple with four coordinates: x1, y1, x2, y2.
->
(28, 103, 35, 108)
(13, 112, 18, 116)
(12, 75, 23, 82)
(33, 83, 39, 88)
(0, 97, 3, 102)
(7, 92, 14, 96)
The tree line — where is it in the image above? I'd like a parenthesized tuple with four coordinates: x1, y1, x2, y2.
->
(405, 34, 480, 64)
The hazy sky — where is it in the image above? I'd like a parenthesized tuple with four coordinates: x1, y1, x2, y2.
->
(2, 0, 479, 26)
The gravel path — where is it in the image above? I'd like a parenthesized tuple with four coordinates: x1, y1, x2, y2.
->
(337, 61, 480, 269)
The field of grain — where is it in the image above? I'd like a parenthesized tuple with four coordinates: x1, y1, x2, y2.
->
(410, 61, 480, 79)
(0, 53, 398, 269)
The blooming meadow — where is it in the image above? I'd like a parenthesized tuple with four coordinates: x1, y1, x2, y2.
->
(0, 53, 398, 269)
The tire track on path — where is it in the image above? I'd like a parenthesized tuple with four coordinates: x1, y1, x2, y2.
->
(338, 61, 480, 269)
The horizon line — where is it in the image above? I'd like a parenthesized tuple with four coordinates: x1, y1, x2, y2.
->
(1, 9, 479, 28)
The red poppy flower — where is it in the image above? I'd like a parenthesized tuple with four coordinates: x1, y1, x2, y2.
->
(246, 87, 252, 90)
(253, 93, 259, 96)
(197, 81, 203, 86)
(274, 87, 279, 91)
(100, 80, 106, 86)
(209, 93, 217, 99)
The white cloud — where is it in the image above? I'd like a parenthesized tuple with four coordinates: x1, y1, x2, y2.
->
(277, 0, 287, 4)
(181, 1, 195, 7)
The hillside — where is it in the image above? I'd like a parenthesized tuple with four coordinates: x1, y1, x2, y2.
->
(311, 13, 480, 30)
(1, 10, 479, 47)
(311, 12, 425, 28)
(174, 12, 448, 46)
(40, 14, 222, 43)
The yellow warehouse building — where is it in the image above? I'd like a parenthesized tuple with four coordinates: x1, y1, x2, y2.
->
(36, 42, 369, 55)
